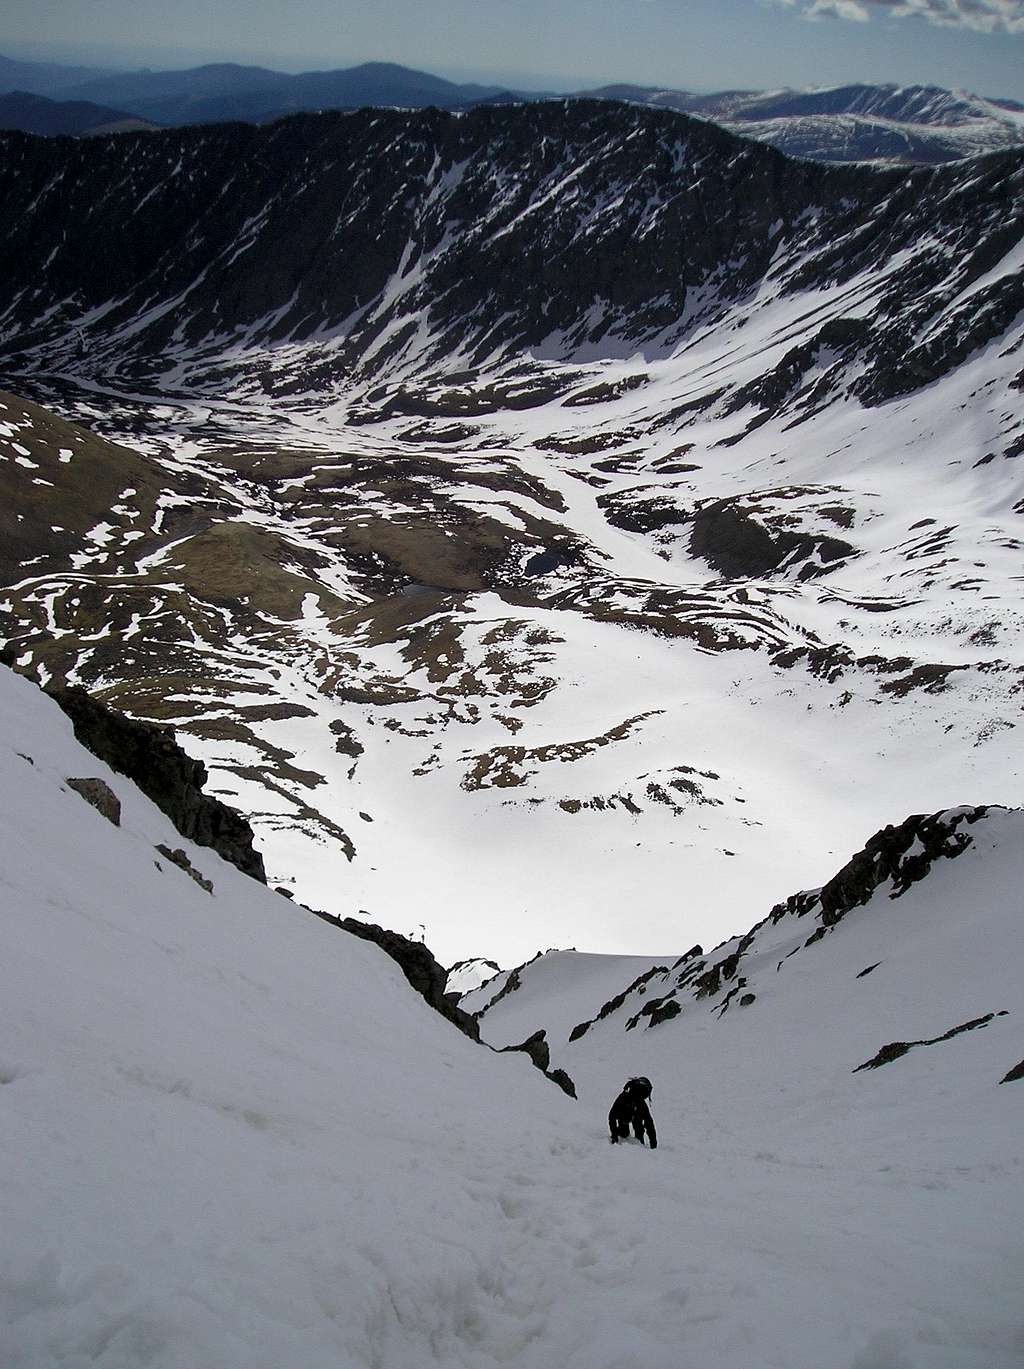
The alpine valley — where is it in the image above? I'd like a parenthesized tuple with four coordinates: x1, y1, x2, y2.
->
(1, 99, 1022, 965)
(0, 94, 1022, 1369)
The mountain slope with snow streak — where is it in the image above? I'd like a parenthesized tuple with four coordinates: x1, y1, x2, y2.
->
(2, 664, 1021, 1368)
(461, 804, 1024, 1364)
(0, 663, 572, 1368)
(0, 100, 1022, 964)
(585, 82, 1024, 164)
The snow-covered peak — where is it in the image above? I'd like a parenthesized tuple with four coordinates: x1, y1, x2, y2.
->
(446, 956, 503, 996)
(467, 803, 1024, 1117)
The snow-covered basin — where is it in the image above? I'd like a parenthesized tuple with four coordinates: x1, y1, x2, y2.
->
(1, 667, 1022, 1367)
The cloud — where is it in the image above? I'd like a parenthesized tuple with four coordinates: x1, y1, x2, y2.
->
(777, 0, 1024, 31)
(803, 0, 871, 19)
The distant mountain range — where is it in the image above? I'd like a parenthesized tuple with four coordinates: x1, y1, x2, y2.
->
(583, 81, 1024, 165)
(0, 51, 112, 95)
(1, 50, 1023, 163)
(0, 56, 520, 129)
(0, 90, 157, 137)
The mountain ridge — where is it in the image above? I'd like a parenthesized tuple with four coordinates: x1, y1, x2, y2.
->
(579, 81, 1024, 163)
(3, 49, 1022, 161)
(2, 101, 1021, 391)
(461, 802, 1024, 1099)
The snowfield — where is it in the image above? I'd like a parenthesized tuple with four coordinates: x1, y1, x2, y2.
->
(2, 665, 1022, 1368)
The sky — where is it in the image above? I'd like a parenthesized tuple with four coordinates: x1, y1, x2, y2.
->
(2, 0, 1023, 100)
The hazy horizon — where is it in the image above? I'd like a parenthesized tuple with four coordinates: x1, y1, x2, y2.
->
(2, 0, 1023, 102)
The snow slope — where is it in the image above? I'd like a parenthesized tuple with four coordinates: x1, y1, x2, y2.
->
(2, 664, 1022, 1366)
(464, 807, 1024, 1366)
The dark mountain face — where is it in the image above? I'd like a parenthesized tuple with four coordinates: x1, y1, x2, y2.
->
(0, 91, 154, 137)
(0, 101, 1020, 408)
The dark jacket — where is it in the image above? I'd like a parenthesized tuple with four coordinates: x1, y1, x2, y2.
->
(608, 1078, 657, 1148)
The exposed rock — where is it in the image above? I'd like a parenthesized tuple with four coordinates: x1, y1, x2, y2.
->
(689, 500, 854, 580)
(46, 684, 266, 882)
(853, 1011, 1006, 1072)
(818, 807, 987, 926)
(501, 1030, 577, 1097)
(66, 776, 120, 826)
(739, 993, 756, 1007)
(569, 964, 670, 1041)
(668, 808, 1005, 1021)
(447, 956, 501, 996)
(693, 933, 754, 999)
(2, 103, 1019, 404)
(155, 843, 214, 894)
(768, 809, 992, 953)
(472, 965, 523, 1017)
(626, 993, 682, 1030)
(716, 977, 751, 1016)
(725, 318, 871, 415)
(304, 910, 480, 1042)
(645, 998, 683, 1028)
(1000, 1059, 1024, 1084)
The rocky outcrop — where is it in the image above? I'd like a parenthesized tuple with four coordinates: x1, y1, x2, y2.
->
(689, 501, 854, 580)
(854, 1011, 1007, 1072)
(501, 1030, 576, 1098)
(446, 957, 502, 996)
(569, 963, 671, 1041)
(763, 806, 992, 952)
(625, 995, 682, 1030)
(307, 917, 575, 1090)
(155, 843, 214, 894)
(315, 913, 481, 1042)
(817, 808, 987, 927)
(46, 683, 266, 882)
(608, 809, 999, 1034)
(66, 776, 120, 826)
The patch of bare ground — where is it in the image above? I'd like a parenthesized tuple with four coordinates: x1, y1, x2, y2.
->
(179, 720, 327, 790)
(0, 389, 171, 581)
(534, 430, 644, 454)
(165, 522, 349, 620)
(563, 374, 649, 407)
(546, 765, 725, 816)
(325, 508, 514, 593)
(354, 375, 575, 418)
(461, 710, 663, 791)
(548, 580, 797, 653)
(95, 675, 274, 722)
(227, 768, 356, 859)
(289, 451, 567, 514)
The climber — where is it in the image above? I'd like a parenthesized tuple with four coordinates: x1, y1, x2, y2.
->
(608, 1076, 657, 1148)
